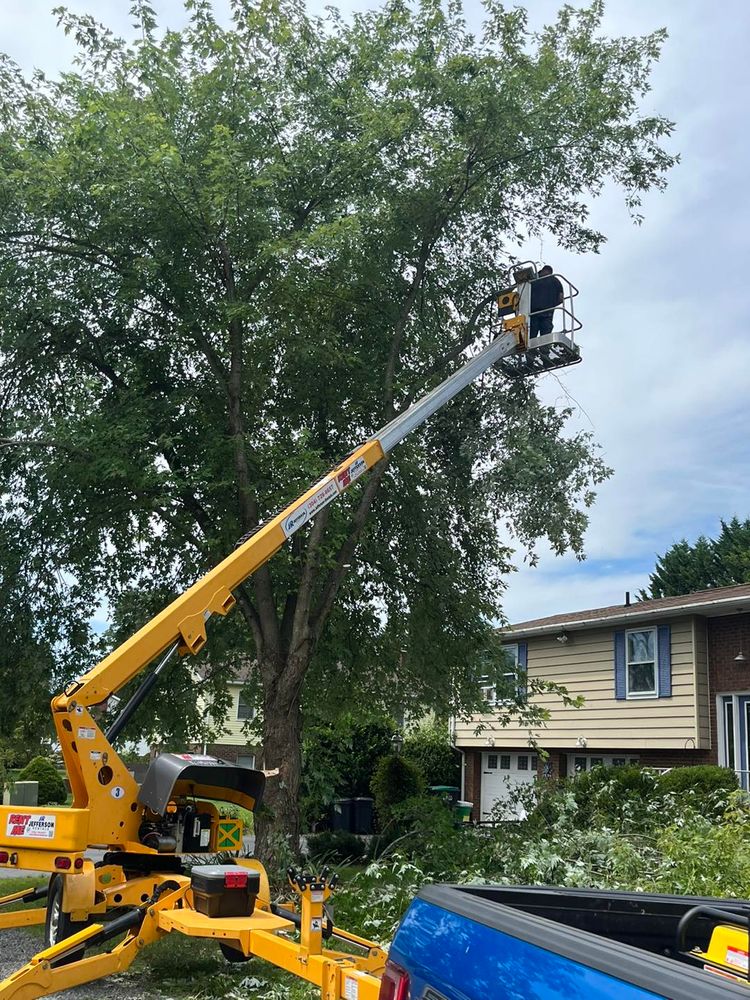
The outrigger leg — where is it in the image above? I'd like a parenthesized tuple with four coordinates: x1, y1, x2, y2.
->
(0, 882, 185, 1000)
(0, 886, 47, 931)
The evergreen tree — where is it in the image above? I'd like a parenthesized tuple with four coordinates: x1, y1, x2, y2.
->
(642, 518, 750, 598)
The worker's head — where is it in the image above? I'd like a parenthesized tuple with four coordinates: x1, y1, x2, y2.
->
(539, 264, 554, 276)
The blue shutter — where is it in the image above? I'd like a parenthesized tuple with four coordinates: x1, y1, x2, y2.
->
(614, 631, 626, 700)
(517, 642, 528, 702)
(657, 624, 672, 697)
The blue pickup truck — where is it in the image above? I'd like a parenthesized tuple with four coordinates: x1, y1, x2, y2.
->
(379, 885, 750, 999)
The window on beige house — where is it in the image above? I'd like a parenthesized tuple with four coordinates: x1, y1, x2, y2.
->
(480, 643, 527, 705)
(237, 692, 255, 720)
(625, 628, 657, 698)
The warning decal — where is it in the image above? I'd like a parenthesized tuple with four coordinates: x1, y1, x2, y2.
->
(281, 479, 338, 539)
(336, 457, 367, 491)
(343, 977, 359, 1000)
(726, 947, 749, 971)
(6, 813, 57, 840)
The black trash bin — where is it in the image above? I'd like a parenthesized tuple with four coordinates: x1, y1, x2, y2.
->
(331, 798, 354, 832)
(352, 797, 374, 835)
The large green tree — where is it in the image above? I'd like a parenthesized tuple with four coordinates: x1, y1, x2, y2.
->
(642, 517, 750, 599)
(0, 0, 674, 853)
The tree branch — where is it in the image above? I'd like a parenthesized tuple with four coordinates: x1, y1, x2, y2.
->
(382, 238, 432, 419)
(400, 290, 499, 410)
(217, 240, 280, 651)
(288, 505, 331, 659)
(0, 436, 89, 455)
(311, 458, 390, 641)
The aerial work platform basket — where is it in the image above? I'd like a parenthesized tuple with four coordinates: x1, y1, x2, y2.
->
(494, 265, 582, 378)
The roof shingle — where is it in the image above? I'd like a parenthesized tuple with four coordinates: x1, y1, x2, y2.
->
(509, 582, 750, 635)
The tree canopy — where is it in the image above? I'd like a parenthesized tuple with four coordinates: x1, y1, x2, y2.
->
(0, 0, 675, 849)
(641, 517, 750, 599)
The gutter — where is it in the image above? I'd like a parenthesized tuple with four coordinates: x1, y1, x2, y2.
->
(507, 592, 750, 639)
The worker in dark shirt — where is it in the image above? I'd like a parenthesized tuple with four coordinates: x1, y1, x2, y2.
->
(529, 265, 564, 338)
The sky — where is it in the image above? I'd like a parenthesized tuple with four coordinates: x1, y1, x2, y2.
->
(2, 0, 749, 627)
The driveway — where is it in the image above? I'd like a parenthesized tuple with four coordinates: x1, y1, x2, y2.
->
(0, 927, 169, 999)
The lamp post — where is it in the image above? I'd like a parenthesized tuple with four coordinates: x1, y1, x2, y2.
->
(391, 731, 404, 756)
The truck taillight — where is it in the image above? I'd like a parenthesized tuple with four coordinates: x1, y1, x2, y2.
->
(0, 852, 9, 864)
(379, 961, 410, 1000)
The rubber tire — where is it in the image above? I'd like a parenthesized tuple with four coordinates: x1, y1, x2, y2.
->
(44, 875, 86, 965)
(219, 942, 252, 963)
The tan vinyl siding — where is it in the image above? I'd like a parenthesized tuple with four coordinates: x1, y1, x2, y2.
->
(210, 685, 255, 747)
(693, 616, 711, 748)
(455, 616, 707, 750)
(191, 684, 251, 747)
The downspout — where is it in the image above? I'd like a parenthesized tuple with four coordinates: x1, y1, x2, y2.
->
(449, 715, 466, 800)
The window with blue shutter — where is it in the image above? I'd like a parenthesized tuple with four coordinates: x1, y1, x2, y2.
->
(615, 625, 672, 699)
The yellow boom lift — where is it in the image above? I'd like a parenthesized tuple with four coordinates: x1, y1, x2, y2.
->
(0, 268, 580, 999)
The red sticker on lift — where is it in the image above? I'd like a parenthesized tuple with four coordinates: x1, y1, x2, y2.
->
(336, 457, 367, 491)
(6, 813, 57, 839)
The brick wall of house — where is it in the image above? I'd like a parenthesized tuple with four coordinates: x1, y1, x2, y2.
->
(537, 751, 567, 780)
(462, 749, 482, 820)
(707, 613, 750, 764)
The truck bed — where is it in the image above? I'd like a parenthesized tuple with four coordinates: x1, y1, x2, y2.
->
(388, 884, 750, 999)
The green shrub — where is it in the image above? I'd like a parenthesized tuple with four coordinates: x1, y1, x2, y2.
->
(402, 723, 460, 788)
(306, 830, 366, 863)
(300, 715, 395, 830)
(389, 795, 490, 872)
(572, 764, 657, 825)
(657, 765, 738, 801)
(370, 755, 424, 825)
(17, 756, 67, 805)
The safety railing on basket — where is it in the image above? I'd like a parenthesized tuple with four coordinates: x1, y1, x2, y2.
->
(525, 270, 582, 344)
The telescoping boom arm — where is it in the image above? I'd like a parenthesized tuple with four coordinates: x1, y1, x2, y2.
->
(61, 321, 574, 716)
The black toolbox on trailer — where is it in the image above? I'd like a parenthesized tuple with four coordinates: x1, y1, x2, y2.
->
(191, 865, 260, 918)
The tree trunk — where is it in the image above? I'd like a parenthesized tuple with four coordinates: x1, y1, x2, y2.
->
(254, 658, 305, 868)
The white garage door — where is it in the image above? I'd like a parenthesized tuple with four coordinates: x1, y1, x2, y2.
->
(480, 751, 537, 820)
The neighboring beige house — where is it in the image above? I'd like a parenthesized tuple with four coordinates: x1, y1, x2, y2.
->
(190, 662, 260, 767)
(454, 583, 750, 822)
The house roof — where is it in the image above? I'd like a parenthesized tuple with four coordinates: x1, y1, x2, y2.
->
(508, 582, 750, 638)
(193, 658, 255, 684)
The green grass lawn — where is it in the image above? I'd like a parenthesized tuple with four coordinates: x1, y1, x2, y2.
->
(0, 876, 47, 909)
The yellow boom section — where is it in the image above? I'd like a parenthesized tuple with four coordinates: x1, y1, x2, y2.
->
(57, 439, 385, 709)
